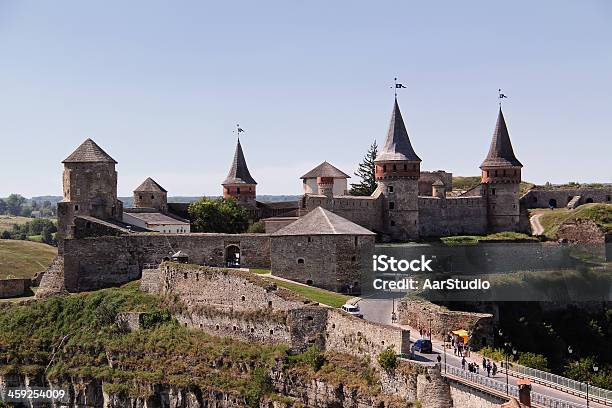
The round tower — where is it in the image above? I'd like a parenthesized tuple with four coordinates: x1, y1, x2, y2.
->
(375, 98, 421, 241)
(317, 177, 334, 197)
(480, 108, 523, 232)
(222, 138, 257, 205)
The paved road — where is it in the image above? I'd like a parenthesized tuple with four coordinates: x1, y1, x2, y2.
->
(356, 296, 607, 408)
(530, 212, 545, 236)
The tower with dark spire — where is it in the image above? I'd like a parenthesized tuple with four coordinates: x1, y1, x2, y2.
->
(374, 98, 421, 240)
(480, 108, 523, 232)
(58, 138, 123, 240)
(222, 137, 257, 205)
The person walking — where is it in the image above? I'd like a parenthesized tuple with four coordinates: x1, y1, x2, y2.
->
(482, 357, 487, 369)
(492, 362, 498, 376)
(461, 357, 466, 370)
(486, 360, 492, 377)
(437, 355, 442, 366)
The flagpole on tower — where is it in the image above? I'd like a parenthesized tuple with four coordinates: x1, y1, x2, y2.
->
(498, 89, 508, 107)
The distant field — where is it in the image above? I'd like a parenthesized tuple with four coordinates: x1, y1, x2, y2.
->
(0, 216, 32, 233)
(0, 240, 57, 279)
(452, 176, 534, 195)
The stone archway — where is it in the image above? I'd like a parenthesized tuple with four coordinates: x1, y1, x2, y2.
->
(586, 197, 594, 203)
(548, 198, 557, 208)
(225, 245, 241, 268)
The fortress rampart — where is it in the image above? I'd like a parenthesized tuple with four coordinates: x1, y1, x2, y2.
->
(521, 187, 612, 209)
(145, 263, 411, 357)
(418, 196, 488, 236)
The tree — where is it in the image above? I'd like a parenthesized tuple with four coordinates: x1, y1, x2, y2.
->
(5, 194, 26, 216)
(247, 221, 265, 233)
(350, 140, 378, 196)
(0, 199, 6, 215)
(378, 346, 398, 371)
(188, 197, 249, 233)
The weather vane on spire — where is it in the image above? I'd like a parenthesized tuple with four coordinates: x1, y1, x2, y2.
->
(235, 124, 245, 139)
(392, 77, 406, 98)
(498, 89, 508, 106)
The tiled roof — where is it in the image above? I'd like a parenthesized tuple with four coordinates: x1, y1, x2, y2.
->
(300, 161, 350, 179)
(271, 206, 375, 236)
(63, 138, 117, 164)
(134, 177, 167, 193)
(125, 211, 189, 226)
(375, 98, 421, 163)
(480, 108, 523, 168)
(223, 138, 257, 185)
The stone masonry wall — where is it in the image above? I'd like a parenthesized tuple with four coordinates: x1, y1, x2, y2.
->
(0, 278, 28, 298)
(302, 195, 384, 233)
(270, 234, 374, 293)
(419, 196, 488, 237)
(60, 233, 270, 292)
(521, 187, 612, 209)
(398, 298, 494, 349)
(326, 308, 411, 355)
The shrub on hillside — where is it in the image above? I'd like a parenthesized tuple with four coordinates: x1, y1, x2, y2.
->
(378, 347, 398, 371)
(247, 221, 265, 233)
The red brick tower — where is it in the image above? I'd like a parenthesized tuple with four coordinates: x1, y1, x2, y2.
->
(222, 138, 257, 205)
(480, 108, 523, 232)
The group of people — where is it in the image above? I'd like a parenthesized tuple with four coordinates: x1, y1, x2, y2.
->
(450, 333, 470, 357)
(461, 356, 498, 377)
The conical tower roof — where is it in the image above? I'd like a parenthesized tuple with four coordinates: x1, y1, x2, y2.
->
(375, 98, 421, 162)
(480, 108, 522, 168)
(223, 138, 257, 185)
(134, 177, 167, 193)
(63, 138, 117, 163)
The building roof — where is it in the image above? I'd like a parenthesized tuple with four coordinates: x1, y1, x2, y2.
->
(124, 211, 189, 226)
(432, 179, 445, 186)
(271, 206, 375, 236)
(63, 138, 117, 164)
(375, 98, 421, 163)
(300, 161, 350, 179)
(480, 108, 523, 168)
(134, 177, 167, 193)
(223, 138, 257, 185)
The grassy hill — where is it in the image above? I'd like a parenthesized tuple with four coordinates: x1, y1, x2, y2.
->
(0, 240, 57, 279)
(534, 203, 612, 239)
(452, 176, 534, 195)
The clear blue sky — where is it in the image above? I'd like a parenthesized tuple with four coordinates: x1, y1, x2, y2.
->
(1, 0, 611, 197)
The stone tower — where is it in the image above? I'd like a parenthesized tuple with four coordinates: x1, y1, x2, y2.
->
(133, 177, 168, 213)
(374, 98, 421, 241)
(58, 138, 123, 240)
(480, 108, 523, 232)
(222, 138, 257, 205)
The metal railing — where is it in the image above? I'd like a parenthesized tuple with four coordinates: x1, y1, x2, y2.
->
(442, 363, 589, 408)
(507, 363, 612, 404)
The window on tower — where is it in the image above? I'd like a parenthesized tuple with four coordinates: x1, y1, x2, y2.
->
(237, 187, 240, 194)
(392, 164, 397, 172)
(389, 202, 395, 209)
(491, 188, 496, 195)
(388, 186, 394, 193)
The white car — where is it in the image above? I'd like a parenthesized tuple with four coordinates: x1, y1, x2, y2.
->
(341, 304, 363, 318)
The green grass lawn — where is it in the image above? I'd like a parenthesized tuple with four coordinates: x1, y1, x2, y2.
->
(534, 203, 612, 239)
(0, 240, 57, 279)
(0, 216, 32, 233)
(441, 231, 536, 246)
(250, 268, 271, 275)
(266, 278, 352, 308)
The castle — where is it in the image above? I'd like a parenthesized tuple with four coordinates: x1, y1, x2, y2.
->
(41, 94, 611, 297)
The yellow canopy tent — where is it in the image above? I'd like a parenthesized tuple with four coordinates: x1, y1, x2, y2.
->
(452, 329, 469, 344)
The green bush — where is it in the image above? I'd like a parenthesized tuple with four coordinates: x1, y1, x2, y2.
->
(247, 221, 265, 233)
(517, 352, 549, 371)
(377, 347, 398, 371)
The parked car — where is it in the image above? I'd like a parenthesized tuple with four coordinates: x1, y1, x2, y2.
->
(412, 339, 433, 353)
(341, 304, 363, 318)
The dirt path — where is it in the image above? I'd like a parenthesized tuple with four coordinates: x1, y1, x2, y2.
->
(530, 212, 545, 236)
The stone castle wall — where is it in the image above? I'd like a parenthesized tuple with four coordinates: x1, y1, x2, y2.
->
(398, 298, 494, 349)
(270, 234, 375, 293)
(0, 278, 29, 298)
(521, 187, 612, 209)
(418, 196, 488, 237)
(302, 195, 384, 232)
(61, 233, 270, 292)
(419, 171, 453, 195)
(149, 263, 411, 356)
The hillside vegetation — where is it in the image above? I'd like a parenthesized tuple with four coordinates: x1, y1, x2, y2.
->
(0, 216, 32, 233)
(0, 282, 405, 405)
(0, 240, 57, 279)
(535, 203, 612, 238)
